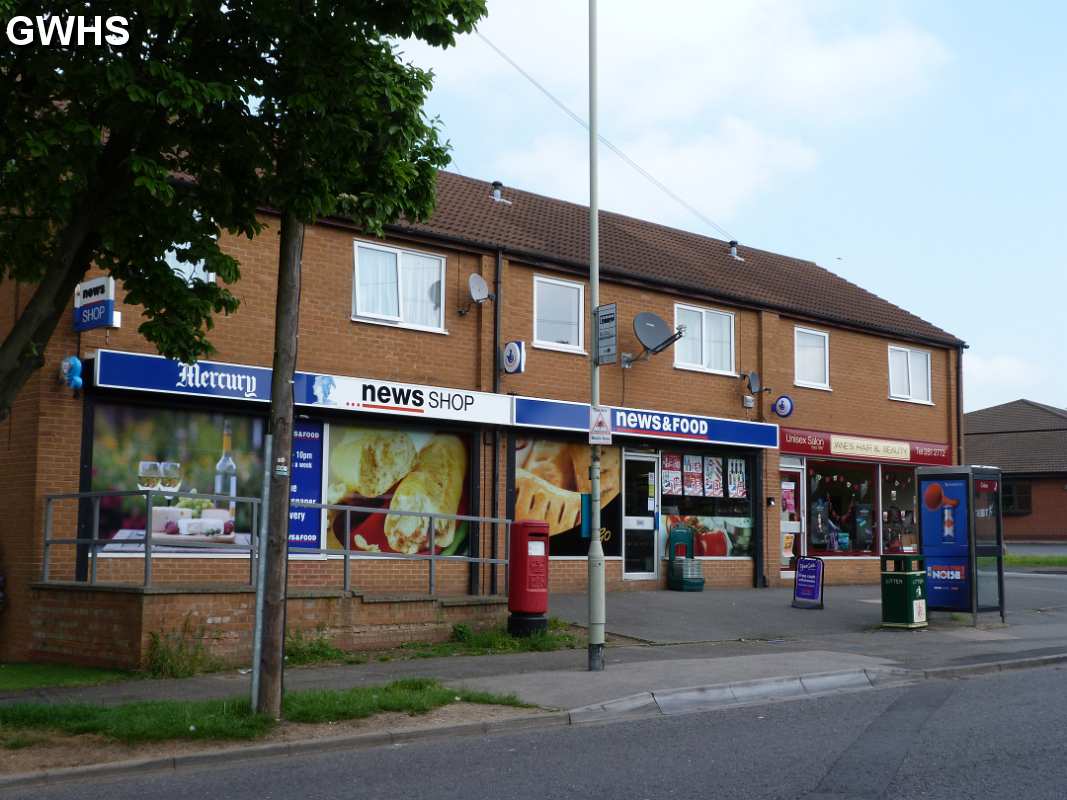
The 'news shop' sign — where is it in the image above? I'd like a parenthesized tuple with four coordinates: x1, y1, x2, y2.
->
(73, 277, 118, 332)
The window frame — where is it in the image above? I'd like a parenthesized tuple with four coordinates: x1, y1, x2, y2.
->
(794, 326, 831, 390)
(1002, 480, 1032, 515)
(351, 239, 446, 332)
(887, 345, 933, 405)
(532, 274, 585, 354)
(673, 303, 736, 376)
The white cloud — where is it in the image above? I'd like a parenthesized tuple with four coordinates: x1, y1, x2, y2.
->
(399, 0, 948, 231)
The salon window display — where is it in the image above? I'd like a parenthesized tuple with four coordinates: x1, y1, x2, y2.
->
(91, 404, 265, 546)
(806, 461, 877, 555)
(326, 425, 471, 556)
(881, 467, 918, 552)
(660, 451, 755, 557)
(512, 439, 622, 557)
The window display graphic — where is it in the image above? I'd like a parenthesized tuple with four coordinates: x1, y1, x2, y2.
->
(661, 450, 755, 557)
(512, 439, 621, 557)
(727, 458, 747, 498)
(661, 453, 682, 496)
(683, 455, 703, 496)
(288, 420, 324, 550)
(327, 425, 470, 555)
(91, 404, 265, 550)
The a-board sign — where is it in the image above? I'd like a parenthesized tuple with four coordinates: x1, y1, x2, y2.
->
(792, 556, 825, 609)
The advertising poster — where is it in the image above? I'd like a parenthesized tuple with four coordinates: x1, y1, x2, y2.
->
(704, 457, 724, 497)
(288, 420, 324, 550)
(513, 439, 622, 557)
(327, 424, 471, 556)
(683, 455, 704, 496)
(661, 453, 683, 496)
(920, 478, 971, 611)
(661, 515, 754, 557)
(792, 556, 824, 608)
(91, 403, 265, 552)
(728, 458, 747, 498)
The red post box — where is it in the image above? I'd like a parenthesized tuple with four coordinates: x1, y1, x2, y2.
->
(507, 520, 549, 636)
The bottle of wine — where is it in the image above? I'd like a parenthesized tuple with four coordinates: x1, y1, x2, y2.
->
(214, 421, 237, 517)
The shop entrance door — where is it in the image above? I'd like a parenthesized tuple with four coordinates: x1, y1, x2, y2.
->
(779, 470, 803, 574)
(623, 453, 659, 579)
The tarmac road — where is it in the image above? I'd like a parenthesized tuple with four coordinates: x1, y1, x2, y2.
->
(13, 664, 1067, 800)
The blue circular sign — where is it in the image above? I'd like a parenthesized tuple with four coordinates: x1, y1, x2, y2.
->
(772, 394, 794, 418)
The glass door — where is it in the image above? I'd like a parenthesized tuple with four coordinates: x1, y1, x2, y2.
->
(780, 470, 803, 571)
(623, 454, 659, 579)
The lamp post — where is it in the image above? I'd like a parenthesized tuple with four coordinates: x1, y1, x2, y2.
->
(587, 0, 605, 672)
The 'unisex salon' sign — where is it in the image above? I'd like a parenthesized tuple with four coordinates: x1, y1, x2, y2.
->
(779, 426, 952, 466)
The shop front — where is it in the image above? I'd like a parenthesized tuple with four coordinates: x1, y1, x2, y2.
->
(778, 427, 952, 583)
(511, 398, 778, 591)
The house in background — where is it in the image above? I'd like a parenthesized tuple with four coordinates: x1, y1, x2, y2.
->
(964, 400, 1067, 542)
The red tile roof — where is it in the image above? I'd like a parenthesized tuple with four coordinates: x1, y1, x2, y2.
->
(388, 172, 962, 347)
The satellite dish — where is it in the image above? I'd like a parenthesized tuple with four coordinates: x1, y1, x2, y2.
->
(747, 371, 761, 394)
(633, 312, 675, 353)
(469, 273, 490, 303)
(458, 274, 495, 315)
(623, 312, 685, 367)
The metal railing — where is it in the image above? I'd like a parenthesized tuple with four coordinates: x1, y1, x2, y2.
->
(41, 490, 510, 596)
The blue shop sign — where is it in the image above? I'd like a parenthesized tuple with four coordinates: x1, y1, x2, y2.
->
(288, 419, 324, 550)
(95, 350, 273, 402)
(73, 277, 117, 332)
(514, 397, 778, 449)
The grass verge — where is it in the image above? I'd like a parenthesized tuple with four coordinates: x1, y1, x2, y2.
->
(0, 679, 525, 745)
(1004, 554, 1067, 568)
(0, 664, 130, 692)
(285, 629, 367, 666)
(399, 619, 581, 660)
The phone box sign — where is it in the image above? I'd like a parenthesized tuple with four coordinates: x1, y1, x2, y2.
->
(73, 277, 117, 332)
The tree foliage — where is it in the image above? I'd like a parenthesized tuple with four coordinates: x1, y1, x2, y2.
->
(0, 0, 485, 418)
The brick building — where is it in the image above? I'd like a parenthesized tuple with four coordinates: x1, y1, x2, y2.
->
(964, 400, 1067, 542)
(1, 172, 963, 666)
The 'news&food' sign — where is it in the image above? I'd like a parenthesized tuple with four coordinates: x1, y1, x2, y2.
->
(779, 427, 951, 466)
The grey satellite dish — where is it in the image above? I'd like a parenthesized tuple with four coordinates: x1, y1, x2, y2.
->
(747, 370, 761, 394)
(623, 312, 685, 367)
(458, 273, 495, 315)
(469, 273, 490, 303)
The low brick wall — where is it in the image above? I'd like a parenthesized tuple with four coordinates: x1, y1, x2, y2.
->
(29, 583, 507, 670)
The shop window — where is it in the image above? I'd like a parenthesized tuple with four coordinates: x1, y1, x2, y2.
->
(91, 404, 265, 548)
(660, 451, 755, 557)
(888, 346, 932, 403)
(1003, 481, 1032, 515)
(512, 438, 621, 557)
(352, 241, 445, 330)
(533, 275, 584, 352)
(794, 327, 830, 389)
(806, 460, 877, 556)
(881, 466, 918, 552)
(674, 304, 734, 374)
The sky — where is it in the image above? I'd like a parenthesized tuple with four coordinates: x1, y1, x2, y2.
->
(402, 0, 1067, 413)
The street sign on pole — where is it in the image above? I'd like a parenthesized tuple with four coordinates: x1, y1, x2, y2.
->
(595, 303, 617, 366)
(589, 406, 612, 445)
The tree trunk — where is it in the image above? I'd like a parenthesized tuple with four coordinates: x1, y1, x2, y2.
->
(256, 208, 304, 719)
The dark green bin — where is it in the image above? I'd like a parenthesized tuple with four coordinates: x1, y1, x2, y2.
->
(880, 555, 927, 629)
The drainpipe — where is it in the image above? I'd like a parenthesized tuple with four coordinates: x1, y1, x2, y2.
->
(956, 344, 966, 465)
(490, 249, 503, 595)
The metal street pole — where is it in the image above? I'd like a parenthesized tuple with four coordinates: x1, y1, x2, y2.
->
(587, 0, 605, 672)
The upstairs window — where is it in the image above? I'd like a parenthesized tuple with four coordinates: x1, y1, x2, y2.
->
(353, 241, 445, 331)
(888, 346, 932, 403)
(674, 304, 734, 374)
(794, 327, 830, 389)
(165, 247, 215, 285)
(534, 275, 584, 352)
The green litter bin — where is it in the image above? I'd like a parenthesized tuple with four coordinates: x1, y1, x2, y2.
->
(880, 555, 927, 628)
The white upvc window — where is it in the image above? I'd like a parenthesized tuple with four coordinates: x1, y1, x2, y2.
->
(352, 240, 445, 331)
(794, 326, 830, 389)
(533, 275, 584, 352)
(165, 247, 215, 285)
(673, 303, 735, 374)
(888, 345, 932, 403)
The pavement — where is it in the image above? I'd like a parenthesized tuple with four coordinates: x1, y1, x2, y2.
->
(7, 572, 1067, 715)
(4, 571, 1067, 788)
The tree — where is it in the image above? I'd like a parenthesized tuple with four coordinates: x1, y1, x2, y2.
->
(0, 2, 273, 420)
(245, 0, 485, 718)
